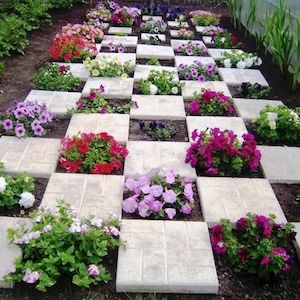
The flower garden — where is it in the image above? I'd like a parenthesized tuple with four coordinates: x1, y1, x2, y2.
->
(0, 0, 299, 299)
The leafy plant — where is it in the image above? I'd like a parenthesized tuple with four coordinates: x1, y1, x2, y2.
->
(123, 169, 195, 219)
(145, 35, 162, 45)
(146, 58, 160, 66)
(212, 30, 242, 49)
(33, 63, 81, 91)
(141, 19, 167, 33)
(178, 61, 219, 81)
(5, 201, 123, 291)
(176, 28, 194, 40)
(190, 10, 221, 26)
(236, 82, 271, 99)
(220, 50, 262, 68)
(139, 120, 177, 141)
(86, 7, 112, 22)
(244, 0, 256, 37)
(0, 62, 4, 79)
(211, 213, 295, 278)
(252, 105, 300, 144)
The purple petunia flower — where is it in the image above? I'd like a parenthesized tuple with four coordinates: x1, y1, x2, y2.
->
(164, 170, 175, 184)
(23, 269, 40, 284)
(88, 264, 100, 276)
(149, 185, 163, 197)
(14, 108, 24, 119)
(2, 119, 13, 131)
(184, 73, 191, 80)
(150, 200, 163, 212)
(178, 64, 186, 71)
(123, 195, 139, 213)
(206, 63, 215, 72)
(138, 200, 151, 217)
(186, 48, 193, 56)
(165, 208, 176, 219)
(33, 125, 44, 136)
(191, 69, 198, 78)
(198, 75, 206, 82)
(118, 46, 125, 53)
(184, 183, 194, 202)
(162, 189, 177, 203)
(181, 203, 192, 214)
(15, 125, 26, 138)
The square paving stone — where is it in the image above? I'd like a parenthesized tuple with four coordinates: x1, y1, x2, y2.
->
(136, 45, 175, 60)
(82, 77, 134, 98)
(258, 146, 300, 183)
(197, 177, 287, 227)
(124, 141, 197, 179)
(96, 52, 136, 64)
(202, 36, 213, 45)
(186, 116, 247, 142)
(181, 81, 232, 99)
(66, 113, 129, 144)
(108, 27, 132, 35)
(207, 49, 244, 61)
(41, 173, 125, 219)
(116, 219, 219, 294)
(0, 136, 60, 178)
(233, 98, 284, 121)
(175, 55, 215, 68)
(130, 95, 186, 120)
(170, 39, 207, 51)
(142, 15, 163, 21)
(168, 21, 189, 28)
(292, 223, 300, 259)
(141, 33, 166, 42)
(0, 217, 31, 288)
(134, 65, 178, 82)
(53, 62, 90, 81)
(101, 35, 138, 48)
(25, 90, 81, 117)
(218, 68, 269, 87)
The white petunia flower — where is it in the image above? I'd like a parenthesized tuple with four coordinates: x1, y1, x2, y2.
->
(269, 120, 276, 130)
(256, 57, 262, 66)
(223, 58, 232, 68)
(244, 57, 254, 68)
(0, 176, 7, 193)
(19, 192, 35, 209)
(171, 86, 179, 94)
(149, 84, 158, 95)
(236, 61, 247, 69)
(220, 37, 226, 43)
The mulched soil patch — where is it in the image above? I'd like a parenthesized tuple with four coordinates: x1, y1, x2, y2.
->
(122, 183, 203, 221)
(136, 58, 175, 67)
(44, 117, 70, 139)
(129, 119, 189, 142)
(0, 178, 48, 218)
(246, 123, 300, 147)
(272, 184, 300, 222)
(99, 46, 136, 53)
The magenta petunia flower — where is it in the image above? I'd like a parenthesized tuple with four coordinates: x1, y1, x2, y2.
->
(260, 256, 270, 266)
(189, 100, 200, 114)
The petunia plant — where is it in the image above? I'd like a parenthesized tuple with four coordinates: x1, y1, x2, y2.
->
(176, 28, 194, 39)
(211, 30, 242, 49)
(5, 201, 123, 291)
(141, 19, 167, 33)
(86, 7, 112, 22)
(139, 120, 177, 141)
(178, 61, 219, 81)
(111, 6, 141, 27)
(220, 50, 262, 69)
(175, 41, 207, 56)
(236, 82, 271, 99)
(211, 213, 296, 279)
(123, 169, 195, 219)
(190, 10, 221, 26)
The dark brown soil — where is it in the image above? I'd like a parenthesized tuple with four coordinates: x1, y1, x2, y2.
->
(0, 178, 48, 217)
(272, 184, 300, 222)
(122, 183, 203, 221)
(136, 58, 175, 67)
(228, 85, 273, 100)
(44, 117, 70, 139)
(129, 119, 189, 142)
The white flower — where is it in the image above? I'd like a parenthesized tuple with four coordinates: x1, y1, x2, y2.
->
(42, 224, 52, 233)
(220, 37, 226, 43)
(34, 215, 41, 223)
(149, 84, 158, 95)
(171, 86, 179, 94)
(290, 111, 299, 121)
(0, 176, 7, 193)
(18, 192, 35, 209)
(269, 120, 276, 130)
(256, 57, 262, 66)
(236, 61, 247, 69)
(223, 58, 232, 68)
(266, 112, 278, 130)
(244, 57, 254, 68)
(90, 217, 103, 228)
(153, 27, 159, 33)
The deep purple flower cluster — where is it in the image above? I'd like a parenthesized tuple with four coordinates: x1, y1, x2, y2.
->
(185, 128, 261, 176)
(178, 61, 219, 81)
(1, 101, 53, 138)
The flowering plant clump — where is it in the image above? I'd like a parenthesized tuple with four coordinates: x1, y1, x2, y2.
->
(86, 7, 112, 22)
(202, 26, 224, 36)
(178, 61, 219, 81)
(190, 10, 221, 26)
(141, 19, 167, 33)
(0, 163, 35, 209)
(97, 0, 120, 12)
(236, 82, 271, 99)
(145, 35, 162, 45)
(111, 6, 141, 27)
(137, 2, 183, 19)
(70, 86, 132, 114)
(83, 57, 134, 78)
(189, 89, 234, 116)
(50, 35, 97, 62)
(212, 30, 242, 49)
(176, 28, 194, 40)
(5, 201, 123, 291)
(56, 23, 104, 43)
(123, 168, 196, 219)
(220, 50, 262, 69)
(252, 105, 300, 144)
(175, 41, 207, 56)
(33, 63, 81, 92)
(59, 132, 128, 174)
(211, 213, 296, 278)
(139, 70, 184, 95)
(139, 120, 177, 141)
(185, 128, 261, 176)
(105, 42, 125, 53)
(0, 101, 53, 138)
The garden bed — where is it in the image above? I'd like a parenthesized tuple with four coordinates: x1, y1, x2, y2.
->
(136, 58, 175, 67)
(44, 117, 70, 139)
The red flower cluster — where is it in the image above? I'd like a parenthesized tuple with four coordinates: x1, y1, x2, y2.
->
(59, 132, 128, 174)
(211, 225, 226, 254)
(50, 35, 96, 62)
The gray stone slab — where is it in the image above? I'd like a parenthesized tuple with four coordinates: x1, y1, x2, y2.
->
(101, 35, 138, 48)
(258, 146, 300, 183)
(207, 49, 244, 61)
(181, 81, 232, 99)
(202, 36, 213, 45)
(170, 39, 207, 51)
(186, 116, 247, 142)
(136, 45, 175, 60)
(41, 173, 124, 219)
(52, 62, 90, 81)
(116, 219, 219, 294)
(218, 68, 269, 87)
(233, 98, 284, 121)
(124, 141, 197, 179)
(175, 56, 215, 68)
(130, 95, 186, 120)
(141, 33, 166, 42)
(167, 21, 189, 28)
(142, 15, 162, 21)
(66, 113, 129, 144)
(0, 137, 60, 178)
(95, 52, 136, 65)
(82, 77, 133, 98)
(134, 65, 179, 82)
(195, 26, 219, 34)
(292, 223, 300, 259)
(108, 27, 132, 35)
(197, 177, 287, 227)
(25, 90, 81, 117)
(0, 217, 31, 288)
